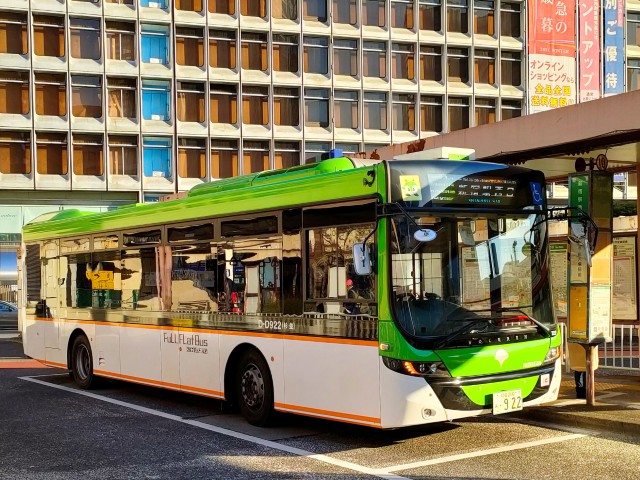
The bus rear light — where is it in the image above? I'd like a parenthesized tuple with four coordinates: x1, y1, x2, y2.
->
(498, 315, 534, 328)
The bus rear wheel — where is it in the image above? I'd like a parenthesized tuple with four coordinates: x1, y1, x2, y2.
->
(70, 335, 97, 389)
(235, 349, 274, 427)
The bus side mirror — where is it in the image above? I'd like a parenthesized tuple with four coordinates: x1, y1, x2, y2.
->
(352, 243, 372, 276)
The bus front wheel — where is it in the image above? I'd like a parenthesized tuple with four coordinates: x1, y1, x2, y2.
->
(235, 349, 274, 427)
(71, 335, 97, 389)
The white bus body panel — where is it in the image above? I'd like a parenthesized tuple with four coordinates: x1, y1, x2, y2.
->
(283, 340, 380, 424)
(23, 318, 45, 362)
(95, 324, 121, 373)
(120, 327, 162, 383)
(179, 332, 222, 397)
(379, 358, 449, 428)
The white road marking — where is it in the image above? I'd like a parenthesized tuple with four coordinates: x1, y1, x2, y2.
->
(19, 376, 410, 480)
(380, 433, 586, 473)
(597, 392, 624, 400)
(20, 375, 590, 478)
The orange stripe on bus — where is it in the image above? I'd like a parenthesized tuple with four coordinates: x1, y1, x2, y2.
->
(32, 359, 67, 369)
(94, 369, 224, 398)
(31, 318, 378, 347)
(275, 402, 380, 425)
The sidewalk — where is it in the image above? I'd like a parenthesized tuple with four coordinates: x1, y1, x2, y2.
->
(510, 369, 640, 440)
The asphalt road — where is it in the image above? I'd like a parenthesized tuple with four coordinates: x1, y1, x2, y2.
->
(2, 335, 640, 480)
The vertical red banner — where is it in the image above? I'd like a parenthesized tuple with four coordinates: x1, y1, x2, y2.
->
(527, 0, 578, 113)
(578, 0, 601, 102)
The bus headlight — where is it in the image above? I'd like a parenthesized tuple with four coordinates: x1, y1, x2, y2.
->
(383, 357, 451, 377)
(543, 346, 560, 363)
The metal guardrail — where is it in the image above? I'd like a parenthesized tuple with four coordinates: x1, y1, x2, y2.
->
(601, 324, 640, 370)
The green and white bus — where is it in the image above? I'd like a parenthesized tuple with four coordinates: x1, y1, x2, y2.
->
(19, 157, 589, 428)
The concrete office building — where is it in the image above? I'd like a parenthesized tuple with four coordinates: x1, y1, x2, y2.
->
(0, 0, 639, 299)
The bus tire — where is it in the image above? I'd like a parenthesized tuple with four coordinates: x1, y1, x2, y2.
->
(235, 349, 275, 427)
(70, 335, 97, 389)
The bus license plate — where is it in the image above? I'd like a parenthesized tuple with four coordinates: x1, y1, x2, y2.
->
(492, 389, 523, 415)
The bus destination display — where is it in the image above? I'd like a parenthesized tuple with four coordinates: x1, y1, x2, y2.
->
(427, 175, 519, 206)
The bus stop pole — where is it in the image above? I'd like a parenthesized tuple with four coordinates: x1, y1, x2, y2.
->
(585, 344, 598, 406)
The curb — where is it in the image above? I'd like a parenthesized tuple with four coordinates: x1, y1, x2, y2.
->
(508, 407, 640, 440)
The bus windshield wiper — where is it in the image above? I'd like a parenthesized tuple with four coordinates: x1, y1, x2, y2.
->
(434, 318, 498, 349)
(494, 306, 552, 338)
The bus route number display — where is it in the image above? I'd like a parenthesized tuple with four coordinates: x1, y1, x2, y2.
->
(428, 175, 519, 206)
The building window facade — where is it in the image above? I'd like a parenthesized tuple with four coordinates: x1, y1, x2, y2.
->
(334, 0, 357, 25)
(362, 0, 386, 27)
(475, 98, 496, 126)
(392, 43, 415, 80)
(242, 85, 269, 125)
(474, 1, 495, 35)
(108, 77, 137, 119)
(304, 36, 329, 74)
(274, 87, 300, 126)
(275, 141, 300, 169)
(36, 132, 68, 175)
(501, 51, 522, 86)
(447, 0, 469, 34)
(628, 59, 640, 91)
(33, 15, 65, 57)
(70, 18, 101, 60)
(334, 39, 358, 76)
(303, 0, 328, 22)
(334, 90, 358, 129)
(177, 82, 205, 123)
(0, 131, 30, 174)
(210, 84, 238, 124)
(211, 139, 238, 178)
(391, 0, 414, 30)
(273, 0, 299, 20)
(420, 45, 442, 81)
(210, 30, 237, 69)
(143, 137, 171, 177)
(0, 71, 29, 115)
(241, 32, 268, 71)
(108, 135, 138, 176)
(209, 0, 235, 15)
(178, 137, 206, 179)
(419, 0, 441, 31)
(176, 0, 203, 12)
(500, 2, 521, 38)
(35, 73, 66, 117)
(243, 140, 269, 173)
(106, 21, 135, 62)
(304, 88, 329, 128)
(392, 93, 415, 131)
(176, 27, 204, 67)
(448, 47, 469, 83)
(241, 0, 266, 17)
(142, 79, 171, 121)
(501, 99, 521, 119)
(0, 11, 28, 54)
(273, 34, 299, 73)
(73, 134, 104, 176)
(448, 96, 469, 131)
(474, 49, 495, 85)
(420, 95, 443, 132)
(364, 91, 387, 130)
(363, 41, 387, 78)
(141, 25, 169, 64)
(71, 75, 102, 118)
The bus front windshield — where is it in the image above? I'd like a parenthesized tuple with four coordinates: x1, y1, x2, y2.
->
(390, 213, 553, 343)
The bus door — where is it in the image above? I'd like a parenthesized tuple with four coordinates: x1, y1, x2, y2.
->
(43, 250, 63, 350)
